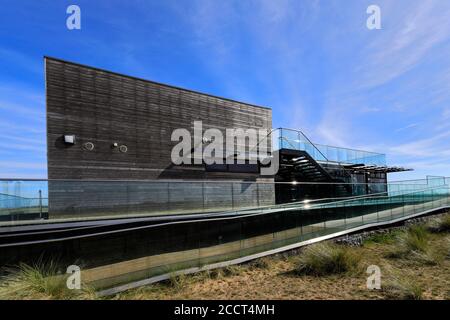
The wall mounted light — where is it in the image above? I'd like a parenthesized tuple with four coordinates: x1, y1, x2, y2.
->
(64, 134, 76, 145)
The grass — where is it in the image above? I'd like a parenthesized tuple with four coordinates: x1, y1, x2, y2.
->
(0, 261, 95, 300)
(165, 264, 246, 291)
(427, 214, 450, 233)
(387, 225, 429, 256)
(440, 215, 450, 232)
(446, 237, 450, 260)
(294, 243, 361, 276)
(111, 222, 450, 300)
(363, 230, 402, 245)
(386, 225, 444, 265)
(113, 264, 248, 300)
(383, 271, 424, 300)
(167, 273, 189, 292)
(399, 225, 430, 252)
(247, 257, 271, 270)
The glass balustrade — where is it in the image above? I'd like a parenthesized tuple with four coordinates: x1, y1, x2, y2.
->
(0, 177, 447, 225)
(275, 128, 386, 166)
(1, 177, 449, 291)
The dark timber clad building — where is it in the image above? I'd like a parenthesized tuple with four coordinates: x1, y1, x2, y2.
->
(45, 57, 410, 218)
(45, 57, 275, 217)
(46, 57, 272, 180)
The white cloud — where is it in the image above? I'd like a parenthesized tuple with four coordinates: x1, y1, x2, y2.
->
(357, 0, 450, 88)
(395, 123, 418, 132)
(388, 130, 450, 157)
(315, 0, 450, 180)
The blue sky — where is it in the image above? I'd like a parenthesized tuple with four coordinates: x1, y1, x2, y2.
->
(0, 0, 449, 180)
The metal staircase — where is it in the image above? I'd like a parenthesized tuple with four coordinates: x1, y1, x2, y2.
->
(275, 127, 353, 196)
(278, 149, 351, 197)
(281, 149, 333, 182)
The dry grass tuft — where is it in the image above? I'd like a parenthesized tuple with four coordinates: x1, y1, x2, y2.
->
(382, 270, 424, 300)
(427, 214, 450, 233)
(363, 230, 402, 246)
(294, 243, 361, 276)
(0, 261, 95, 300)
(387, 225, 443, 265)
(247, 257, 271, 270)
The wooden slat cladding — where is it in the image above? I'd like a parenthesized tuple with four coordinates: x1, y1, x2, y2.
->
(45, 57, 275, 217)
(46, 57, 272, 181)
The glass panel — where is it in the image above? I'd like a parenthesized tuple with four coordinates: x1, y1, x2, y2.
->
(2, 178, 449, 292)
(274, 128, 386, 166)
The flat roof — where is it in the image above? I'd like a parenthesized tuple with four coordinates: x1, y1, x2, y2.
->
(44, 56, 272, 111)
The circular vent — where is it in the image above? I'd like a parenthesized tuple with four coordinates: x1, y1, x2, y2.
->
(119, 145, 128, 153)
(83, 142, 95, 151)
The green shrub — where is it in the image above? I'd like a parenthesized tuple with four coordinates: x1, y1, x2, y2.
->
(295, 243, 361, 276)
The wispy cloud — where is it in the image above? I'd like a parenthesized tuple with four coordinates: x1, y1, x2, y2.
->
(389, 130, 450, 158)
(395, 123, 419, 132)
(0, 100, 45, 121)
(313, 0, 450, 180)
(356, 0, 450, 89)
(0, 0, 449, 179)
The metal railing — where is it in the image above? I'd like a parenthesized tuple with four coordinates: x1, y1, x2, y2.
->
(0, 177, 447, 225)
(275, 128, 386, 166)
(1, 176, 449, 293)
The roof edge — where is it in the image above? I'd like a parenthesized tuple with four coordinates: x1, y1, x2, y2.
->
(43, 56, 272, 111)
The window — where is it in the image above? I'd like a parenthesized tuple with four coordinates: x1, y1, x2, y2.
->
(205, 163, 259, 173)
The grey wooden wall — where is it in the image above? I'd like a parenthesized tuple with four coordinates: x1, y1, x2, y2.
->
(45, 57, 275, 217)
(46, 57, 272, 180)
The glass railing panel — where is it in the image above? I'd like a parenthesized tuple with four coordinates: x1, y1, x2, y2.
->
(272, 128, 392, 167)
(0, 179, 448, 227)
(341, 147, 350, 163)
(277, 128, 386, 166)
(325, 145, 336, 162)
(2, 178, 449, 291)
(0, 180, 49, 222)
(0, 180, 48, 199)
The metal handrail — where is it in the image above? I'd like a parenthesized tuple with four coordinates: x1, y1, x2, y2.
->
(278, 128, 353, 181)
(278, 127, 385, 156)
(279, 127, 330, 161)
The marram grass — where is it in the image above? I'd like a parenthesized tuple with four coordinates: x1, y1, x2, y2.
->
(294, 243, 361, 276)
(0, 261, 95, 300)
